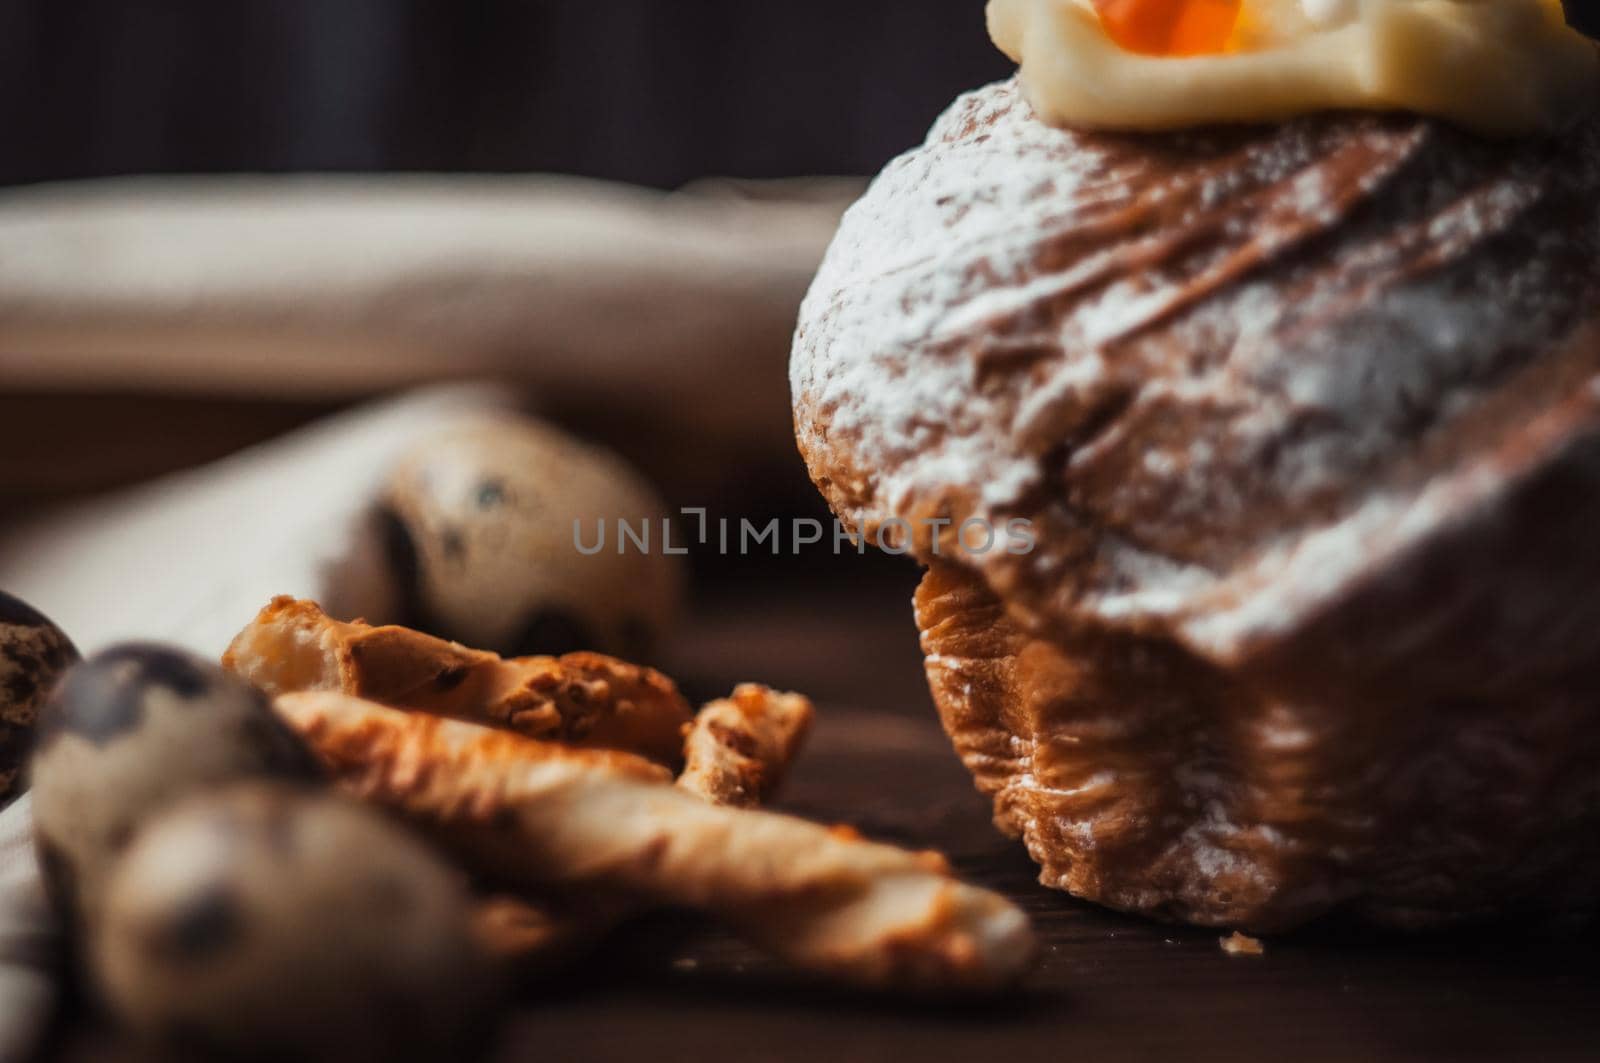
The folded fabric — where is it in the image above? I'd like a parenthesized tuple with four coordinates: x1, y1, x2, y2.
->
(0, 384, 512, 658)
(0, 176, 852, 456)
(0, 796, 57, 1062)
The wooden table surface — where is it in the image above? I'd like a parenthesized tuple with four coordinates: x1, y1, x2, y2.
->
(50, 567, 1600, 1062)
(496, 572, 1600, 1063)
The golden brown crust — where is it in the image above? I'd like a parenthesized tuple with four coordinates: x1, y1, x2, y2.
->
(676, 684, 814, 807)
(276, 690, 1036, 991)
(917, 563, 1600, 931)
(224, 597, 692, 766)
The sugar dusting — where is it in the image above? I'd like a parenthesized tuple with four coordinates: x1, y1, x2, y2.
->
(820, 83, 1600, 929)
(793, 82, 1101, 516)
(794, 78, 1600, 662)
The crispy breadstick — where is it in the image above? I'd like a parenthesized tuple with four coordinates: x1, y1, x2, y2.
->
(276, 691, 1036, 991)
(470, 894, 567, 962)
(227, 600, 813, 970)
(677, 684, 814, 807)
(225, 597, 691, 766)
(468, 892, 640, 971)
(486, 685, 814, 969)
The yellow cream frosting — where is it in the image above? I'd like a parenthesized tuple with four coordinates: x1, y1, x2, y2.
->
(987, 0, 1599, 136)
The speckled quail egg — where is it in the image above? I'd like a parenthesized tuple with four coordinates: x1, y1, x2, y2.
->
(376, 414, 684, 661)
(0, 591, 78, 806)
(94, 783, 501, 1063)
(29, 644, 322, 925)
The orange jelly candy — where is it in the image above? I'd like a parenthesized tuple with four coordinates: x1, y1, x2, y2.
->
(1091, 0, 1242, 56)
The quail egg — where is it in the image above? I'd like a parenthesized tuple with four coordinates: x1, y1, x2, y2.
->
(29, 643, 322, 925)
(377, 414, 683, 661)
(94, 783, 501, 1063)
(0, 591, 78, 806)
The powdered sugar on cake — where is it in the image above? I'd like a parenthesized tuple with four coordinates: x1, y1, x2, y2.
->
(816, 78, 1600, 930)
(793, 78, 1600, 666)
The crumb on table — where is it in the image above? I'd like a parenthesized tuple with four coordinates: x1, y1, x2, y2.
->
(1220, 931, 1265, 957)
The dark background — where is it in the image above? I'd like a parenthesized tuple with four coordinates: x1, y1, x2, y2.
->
(2, 1, 1596, 193)
(0, 0, 1014, 190)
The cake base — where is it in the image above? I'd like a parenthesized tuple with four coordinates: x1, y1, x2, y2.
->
(915, 563, 1600, 932)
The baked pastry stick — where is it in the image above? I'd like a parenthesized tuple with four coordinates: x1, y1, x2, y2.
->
(275, 691, 1035, 991)
(226, 599, 819, 965)
(467, 892, 640, 970)
(676, 684, 814, 807)
(225, 597, 691, 767)
(475, 683, 815, 966)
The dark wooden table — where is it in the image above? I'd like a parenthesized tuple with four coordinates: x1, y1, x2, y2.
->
(487, 573, 1600, 1063)
(51, 568, 1600, 1062)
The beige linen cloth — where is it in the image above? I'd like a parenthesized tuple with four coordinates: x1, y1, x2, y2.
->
(0, 173, 849, 1056)
(0, 795, 55, 1061)
(0, 175, 851, 465)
